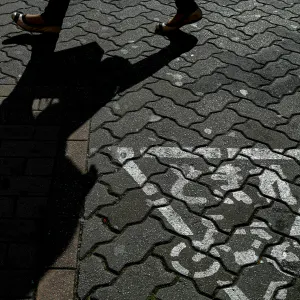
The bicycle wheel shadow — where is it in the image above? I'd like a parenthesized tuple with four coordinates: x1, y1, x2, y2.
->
(0, 31, 197, 298)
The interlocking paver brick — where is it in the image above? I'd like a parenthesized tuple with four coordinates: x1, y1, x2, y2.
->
(89, 128, 117, 155)
(188, 90, 239, 116)
(191, 28, 217, 45)
(205, 185, 270, 232)
(113, 5, 151, 20)
(211, 36, 256, 56)
(91, 107, 118, 131)
(105, 128, 164, 159)
(183, 56, 226, 78)
(77, 255, 116, 299)
(154, 237, 234, 294)
(223, 81, 277, 106)
(217, 258, 292, 300)
(153, 67, 195, 87)
(111, 15, 152, 32)
(234, 9, 267, 23)
(85, 0, 120, 13)
(184, 43, 223, 62)
(112, 28, 152, 46)
(269, 92, 300, 117)
(256, 202, 300, 241)
(84, 182, 117, 218)
(248, 44, 289, 65)
(277, 115, 300, 141)
(263, 14, 299, 30)
(260, 3, 297, 19)
(276, 279, 300, 299)
(142, 0, 176, 15)
(157, 277, 210, 300)
(214, 50, 262, 72)
(147, 98, 202, 126)
(230, 0, 263, 11)
(199, 156, 261, 197)
(152, 200, 225, 245)
(235, 119, 297, 148)
(239, 19, 275, 36)
(80, 21, 118, 39)
(95, 218, 172, 271)
(88, 152, 118, 175)
(148, 118, 209, 148)
(186, 72, 232, 95)
(254, 58, 298, 81)
(151, 170, 219, 214)
(243, 32, 281, 50)
(79, 215, 116, 257)
(258, 0, 293, 9)
(208, 23, 248, 40)
(104, 108, 157, 138)
(209, 130, 254, 156)
(269, 25, 300, 43)
(192, 108, 246, 139)
(108, 40, 155, 59)
(228, 98, 285, 127)
(267, 237, 300, 276)
(99, 189, 155, 230)
(91, 256, 175, 300)
(82, 10, 118, 25)
(110, 88, 158, 116)
(219, 65, 269, 88)
(206, 12, 243, 29)
(203, 2, 238, 16)
(213, 220, 280, 272)
(275, 39, 300, 53)
(262, 74, 300, 98)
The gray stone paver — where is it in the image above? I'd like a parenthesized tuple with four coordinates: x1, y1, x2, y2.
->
(1, 0, 300, 299)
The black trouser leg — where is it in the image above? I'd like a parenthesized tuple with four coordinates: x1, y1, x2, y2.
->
(41, 0, 70, 25)
(175, 0, 199, 14)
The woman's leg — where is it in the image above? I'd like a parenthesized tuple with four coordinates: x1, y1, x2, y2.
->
(41, 0, 70, 26)
(175, 0, 199, 14)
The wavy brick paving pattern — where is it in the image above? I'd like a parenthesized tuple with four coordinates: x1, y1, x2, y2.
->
(1, 0, 300, 299)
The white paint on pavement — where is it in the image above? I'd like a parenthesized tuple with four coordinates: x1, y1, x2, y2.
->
(171, 261, 190, 276)
(234, 249, 258, 265)
(123, 160, 147, 186)
(224, 286, 250, 300)
(171, 242, 186, 257)
(194, 261, 220, 278)
(145, 147, 197, 159)
(233, 191, 253, 204)
(264, 281, 288, 300)
(212, 164, 243, 192)
(250, 229, 273, 240)
(258, 168, 297, 206)
(290, 216, 300, 237)
(271, 241, 300, 263)
(158, 206, 193, 236)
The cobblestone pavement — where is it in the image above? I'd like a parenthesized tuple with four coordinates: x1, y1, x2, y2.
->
(1, 0, 300, 299)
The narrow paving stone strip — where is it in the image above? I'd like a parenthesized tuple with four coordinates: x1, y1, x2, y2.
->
(1, 0, 300, 299)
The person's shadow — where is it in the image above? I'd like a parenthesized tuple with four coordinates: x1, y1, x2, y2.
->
(0, 31, 197, 298)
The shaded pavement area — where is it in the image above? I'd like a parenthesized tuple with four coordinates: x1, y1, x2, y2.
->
(1, 0, 300, 299)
